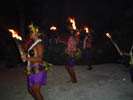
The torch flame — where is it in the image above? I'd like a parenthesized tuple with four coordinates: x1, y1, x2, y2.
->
(8, 29, 22, 40)
(68, 17, 77, 30)
(84, 26, 89, 33)
(106, 32, 112, 39)
(76, 31, 80, 35)
(50, 26, 57, 31)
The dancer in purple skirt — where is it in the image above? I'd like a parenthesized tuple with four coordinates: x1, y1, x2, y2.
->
(82, 29, 93, 70)
(22, 24, 46, 100)
(59, 28, 79, 83)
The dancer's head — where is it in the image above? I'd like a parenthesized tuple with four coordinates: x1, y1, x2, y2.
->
(28, 24, 41, 40)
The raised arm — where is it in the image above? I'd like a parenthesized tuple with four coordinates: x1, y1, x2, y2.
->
(121, 52, 130, 56)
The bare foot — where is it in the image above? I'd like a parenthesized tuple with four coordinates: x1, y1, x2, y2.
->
(72, 80, 77, 83)
(66, 80, 72, 83)
(88, 66, 92, 70)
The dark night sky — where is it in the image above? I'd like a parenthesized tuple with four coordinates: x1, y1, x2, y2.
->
(0, 0, 132, 29)
(0, 0, 132, 39)
(0, 0, 132, 62)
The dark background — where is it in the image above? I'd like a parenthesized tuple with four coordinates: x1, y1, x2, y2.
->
(0, 0, 132, 66)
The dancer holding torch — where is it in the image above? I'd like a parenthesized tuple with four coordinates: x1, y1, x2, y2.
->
(21, 24, 46, 100)
(105, 33, 133, 83)
(121, 44, 133, 83)
(82, 26, 93, 70)
(64, 28, 78, 83)
(59, 17, 80, 83)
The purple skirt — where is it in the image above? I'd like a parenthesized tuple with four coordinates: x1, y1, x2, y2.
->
(28, 65, 47, 88)
(66, 57, 75, 67)
(84, 49, 91, 60)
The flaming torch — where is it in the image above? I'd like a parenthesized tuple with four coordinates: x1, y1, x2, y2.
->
(105, 32, 122, 56)
(50, 26, 57, 31)
(67, 17, 81, 36)
(8, 29, 24, 58)
(50, 25, 61, 41)
(68, 17, 77, 30)
(84, 26, 90, 33)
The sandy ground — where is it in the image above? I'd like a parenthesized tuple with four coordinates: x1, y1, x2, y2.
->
(0, 63, 133, 100)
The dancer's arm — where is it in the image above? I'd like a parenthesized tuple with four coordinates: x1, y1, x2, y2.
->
(58, 37, 67, 45)
(121, 52, 130, 56)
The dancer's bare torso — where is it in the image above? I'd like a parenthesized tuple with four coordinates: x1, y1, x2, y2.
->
(29, 43, 43, 66)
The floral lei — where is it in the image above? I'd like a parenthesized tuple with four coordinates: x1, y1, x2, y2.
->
(65, 48, 81, 59)
(24, 61, 53, 75)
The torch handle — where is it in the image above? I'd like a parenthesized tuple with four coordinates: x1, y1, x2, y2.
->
(15, 41, 26, 62)
(110, 38, 122, 56)
(18, 45, 24, 56)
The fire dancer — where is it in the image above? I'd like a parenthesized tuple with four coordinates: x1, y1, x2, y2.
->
(21, 24, 46, 100)
(59, 27, 79, 83)
(82, 26, 93, 70)
(65, 29, 79, 83)
(121, 44, 133, 83)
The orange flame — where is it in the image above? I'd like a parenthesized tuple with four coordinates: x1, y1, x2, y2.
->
(84, 26, 89, 33)
(8, 29, 22, 41)
(76, 31, 80, 35)
(50, 26, 57, 31)
(68, 17, 77, 30)
(105, 32, 112, 39)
